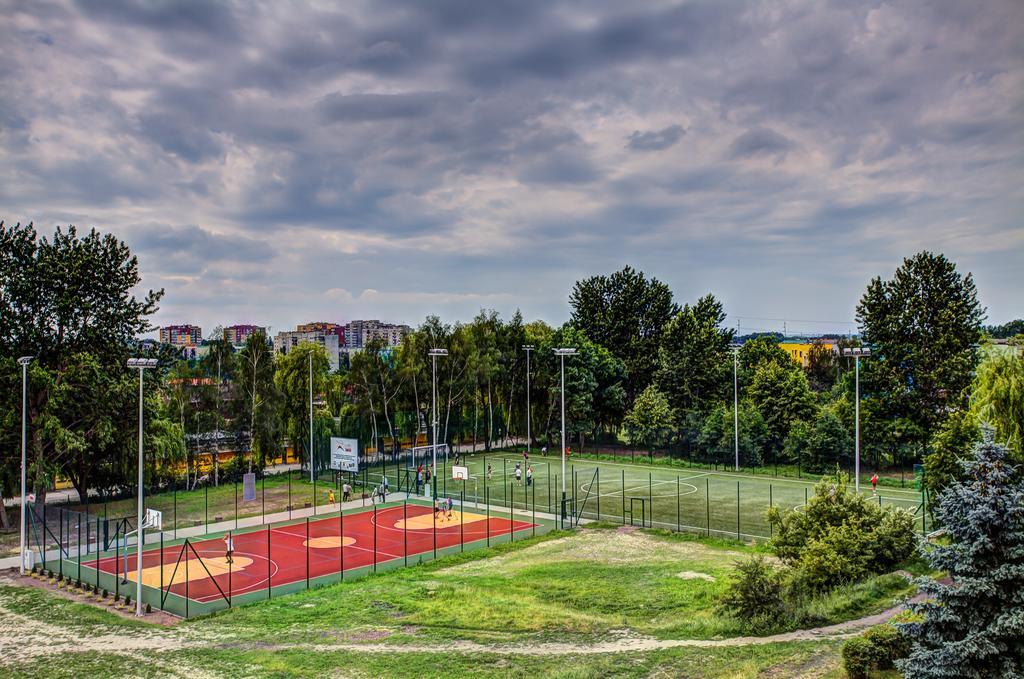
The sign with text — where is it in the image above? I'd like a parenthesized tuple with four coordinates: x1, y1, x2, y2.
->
(330, 437, 359, 472)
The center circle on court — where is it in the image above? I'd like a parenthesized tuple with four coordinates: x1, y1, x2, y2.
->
(303, 536, 356, 549)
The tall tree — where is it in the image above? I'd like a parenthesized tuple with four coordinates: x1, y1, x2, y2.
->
(623, 385, 676, 454)
(0, 222, 162, 502)
(747, 361, 816, 457)
(897, 432, 1024, 678)
(234, 330, 280, 470)
(856, 251, 984, 452)
(971, 352, 1024, 455)
(275, 342, 330, 472)
(569, 266, 678, 401)
(656, 294, 734, 415)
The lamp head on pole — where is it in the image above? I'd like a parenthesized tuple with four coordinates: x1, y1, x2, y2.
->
(428, 348, 448, 357)
(521, 344, 534, 351)
(553, 348, 577, 357)
(842, 347, 872, 358)
(18, 356, 34, 366)
(127, 358, 159, 369)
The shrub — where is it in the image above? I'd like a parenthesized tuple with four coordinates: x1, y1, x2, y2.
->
(842, 624, 911, 678)
(718, 556, 788, 630)
(767, 473, 917, 591)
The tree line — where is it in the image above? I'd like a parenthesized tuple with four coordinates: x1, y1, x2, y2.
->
(2, 221, 1022, 526)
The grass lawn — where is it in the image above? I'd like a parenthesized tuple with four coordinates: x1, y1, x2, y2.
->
(1, 525, 915, 678)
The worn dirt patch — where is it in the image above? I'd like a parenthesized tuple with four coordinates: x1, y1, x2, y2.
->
(676, 571, 716, 582)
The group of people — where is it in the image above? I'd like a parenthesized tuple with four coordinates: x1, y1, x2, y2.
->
(433, 495, 456, 521)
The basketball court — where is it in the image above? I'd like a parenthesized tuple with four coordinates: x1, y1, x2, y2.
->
(72, 499, 538, 615)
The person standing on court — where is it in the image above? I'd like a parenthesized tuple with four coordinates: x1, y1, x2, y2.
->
(223, 532, 235, 565)
(342, 481, 352, 502)
(526, 465, 533, 487)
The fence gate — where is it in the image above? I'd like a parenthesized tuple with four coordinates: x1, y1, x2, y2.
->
(626, 497, 649, 527)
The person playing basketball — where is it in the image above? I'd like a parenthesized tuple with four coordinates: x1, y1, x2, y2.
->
(223, 532, 235, 565)
(446, 496, 454, 520)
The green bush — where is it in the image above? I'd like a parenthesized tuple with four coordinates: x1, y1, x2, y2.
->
(842, 624, 911, 678)
(718, 556, 788, 632)
(767, 473, 917, 591)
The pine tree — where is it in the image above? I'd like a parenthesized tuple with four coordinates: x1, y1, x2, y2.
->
(897, 431, 1024, 678)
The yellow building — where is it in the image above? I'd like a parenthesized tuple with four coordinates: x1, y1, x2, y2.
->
(779, 342, 834, 367)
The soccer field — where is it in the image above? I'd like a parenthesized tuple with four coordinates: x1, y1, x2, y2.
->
(435, 451, 930, 540)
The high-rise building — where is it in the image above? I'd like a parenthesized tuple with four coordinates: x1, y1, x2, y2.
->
(273, 327, 341, 372)
(160, 324, 203, 347)
(296, 322, 345, 347)
(345, 320, 410, 349)
(224, 324, 265, 346)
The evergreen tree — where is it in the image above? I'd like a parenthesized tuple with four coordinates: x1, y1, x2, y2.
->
(856, 251, 984, 452)
(897, 432, 1024, 678)
(568, 266, 677, 401)
(655, 293, 734, 415)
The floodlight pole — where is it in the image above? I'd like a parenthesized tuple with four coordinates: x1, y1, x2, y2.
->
(522, 345, 534, 451)
(18, 356, 33, 576)
(554, 348, 576, 523)
(128, 357, 157, 616)
(843, 347, 871, 494)
(429, 349, 448, 499)
(733, 346, 740, 471)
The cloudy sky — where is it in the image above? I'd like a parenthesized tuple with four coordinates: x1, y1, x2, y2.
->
(2, 0, 1022, 337)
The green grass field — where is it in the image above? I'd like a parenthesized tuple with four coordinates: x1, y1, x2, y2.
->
(1, 525, 914, 678)
(448, 451, 930, 540)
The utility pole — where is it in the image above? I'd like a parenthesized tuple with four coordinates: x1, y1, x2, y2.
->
(842, 347, 872, 493)
(428, 348, 448, 499)
(127, 357, 158, 616)
(554, 348, 577, 522)
(18, 356, 33, 575)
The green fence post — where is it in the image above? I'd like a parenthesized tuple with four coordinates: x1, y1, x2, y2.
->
(173, 483, 177, 539)
(59, 508, 63, 578)
(433, 498, 437, 560)
(305, 518, 310, 589)
(676, 476, 681, 532)
(234, 480, 238, 530)
(649, 473, 653, 527)
(159, 530, 164, 610)
(262, 474, 266, 524)
(706, 478, 710, 537)
(205, 484, 209, 533)
(596, 468, 601, 521)
(340, 507, 345, 582)
(288, 472, 292, 520)
(95, 515, 100, 589)
(402, 501, 407, 567)
(373, 504, 377, 573)
(486, 484, 490, 547)
(769, 485, 773, 537)
(77, 514, 82, 583)
(532, 478, 536, 537)
(461, 489, 465, 552)
(621, 469, 626, 525)
(267, 525, 272, 599)
(736, 481, 740, 541)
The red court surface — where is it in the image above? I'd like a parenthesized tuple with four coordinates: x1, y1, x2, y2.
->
(91, 503, 536, 604)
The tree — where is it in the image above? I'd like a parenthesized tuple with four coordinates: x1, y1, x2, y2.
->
(805, 342, 839, 392)
(623, 385, 676, 453)
(540, 325, 626, 451)
(738, 335, 792, 376)
(984, 319, 1024, 339)
(234, 330, 281, 469)
(783, 409, 852, 474)
(856, 251, 984, 452)
(275, 342, 330, 472)
(655, 294, 734, 415)
(971, 352, 1024, 455)
(897, 433, 1024, 678)
(569, 266, 678, 401)
(747, 361, 816, 457)
(0, 222, 163, 503)
(698, 402, 769, 467)
(923, 410, 981, 501)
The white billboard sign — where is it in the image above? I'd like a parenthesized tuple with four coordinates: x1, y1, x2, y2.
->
(330, 437, 359, 471)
